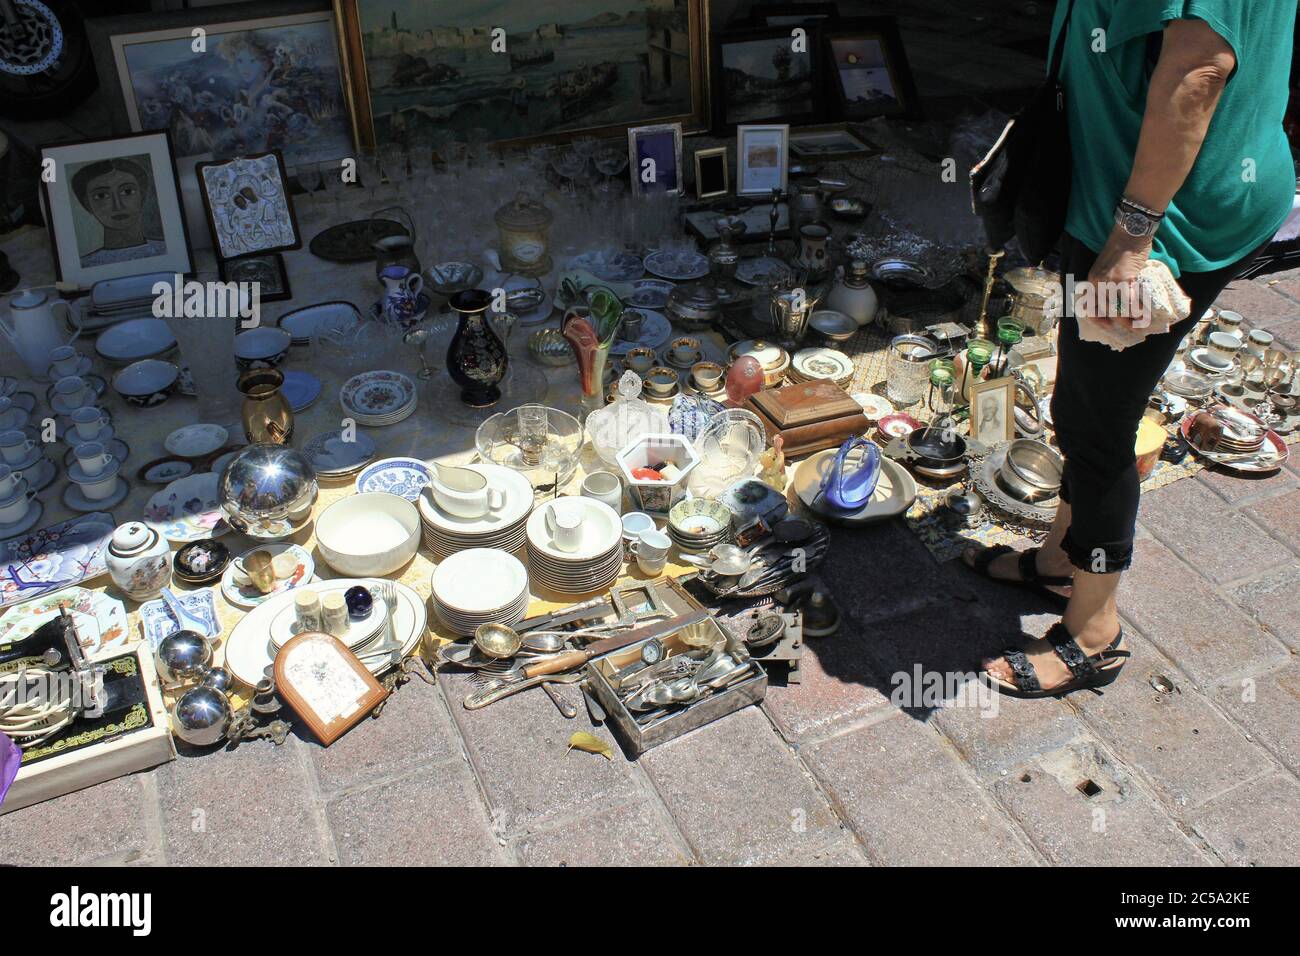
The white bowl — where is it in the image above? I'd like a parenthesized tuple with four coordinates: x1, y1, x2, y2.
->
(315, 492, 420, 576)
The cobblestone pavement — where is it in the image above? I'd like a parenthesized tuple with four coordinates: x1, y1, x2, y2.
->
(5, 270, 1299, 868)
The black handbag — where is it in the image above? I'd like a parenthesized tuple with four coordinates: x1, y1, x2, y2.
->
(970, 0, 1076, 264)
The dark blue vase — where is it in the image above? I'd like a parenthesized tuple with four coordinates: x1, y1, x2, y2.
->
(445, 289, 508, 407)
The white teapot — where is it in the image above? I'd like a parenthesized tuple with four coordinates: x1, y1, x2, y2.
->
(1, 288, 80, 379)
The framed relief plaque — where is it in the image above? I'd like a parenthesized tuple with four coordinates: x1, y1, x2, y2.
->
(273, 631, 388, 746)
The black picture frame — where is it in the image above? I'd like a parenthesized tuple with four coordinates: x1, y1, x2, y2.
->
(711, 24, 824, 132)
(820, 16, 922, 121)
(746, 3, 840, 27)
(218, 252, 292, 303)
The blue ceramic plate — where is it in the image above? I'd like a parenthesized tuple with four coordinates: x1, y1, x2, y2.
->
(355, 457, 432, 501)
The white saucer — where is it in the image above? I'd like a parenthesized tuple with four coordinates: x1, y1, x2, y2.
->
(63, 476, 130, 513)
(2, 444, 43, 473)
(0, 498, 43, 538)
(18, 456, 57, 493)
(68, 457, 121, 486)
(47, 356, 93, 380)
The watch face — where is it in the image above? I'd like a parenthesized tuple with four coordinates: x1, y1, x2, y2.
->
(1123, 211, 1152, 237)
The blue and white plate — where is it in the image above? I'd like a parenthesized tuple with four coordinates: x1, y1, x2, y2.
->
(568, 250, 644, 283)
(355, 457, 432, 501)
(139, 588, 220, 649)
(281, 370, 322, 412)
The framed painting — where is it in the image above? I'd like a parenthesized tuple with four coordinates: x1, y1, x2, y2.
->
(820, 17, 921, 121)
(970, 377, 1016, 445)
(195, 151, 301, 259)
(735, 124, 788, 197)
(86, 1, 354, 169)
(332, 0, 710, 151)
(39, 130, 193, 288)
(711, 25, 822, 130)
(628, 123, 683, 197)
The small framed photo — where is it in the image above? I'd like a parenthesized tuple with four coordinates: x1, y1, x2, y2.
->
(748, 3, 840, 27)
(712, 26, 823, 129)
(822, 17, 921, 121)
(218, 252, 292, 303)
(693, 147, 729, 200)
(790, 125, 874, 159)
(273, 631, 389, 746)
(627, 123, 684, 197)
(970, 377, 1017, 445)
(195, 150, 301, 260)
(736, 124, 789, 197)
(39, 130, 192, 288)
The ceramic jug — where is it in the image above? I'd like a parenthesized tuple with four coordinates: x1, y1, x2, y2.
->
(428, 462, 504, 518)
(106, 521, 171, 601)
(1, 288, 80, 380)
(376, 265, 424, 328)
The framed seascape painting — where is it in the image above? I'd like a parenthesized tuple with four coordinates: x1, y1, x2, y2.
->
(86, 1, 354, 169)
(711, 25, 822, 130)
(196, 151, 301, 260)
(333, 0, 710, 150)
(821, 17, 920, 121)
(39, 130, 193, 288)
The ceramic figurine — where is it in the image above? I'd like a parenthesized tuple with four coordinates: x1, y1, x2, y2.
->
(446, 288, 509, 407)
(105, 521, 171, 601)
(375, 265, 425, 328)
(756, 434, 787, 491)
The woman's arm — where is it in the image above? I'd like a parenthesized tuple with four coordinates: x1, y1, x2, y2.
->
(1080, 18, 1236, 325)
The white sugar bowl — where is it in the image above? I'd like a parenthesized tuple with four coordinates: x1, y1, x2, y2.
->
(106, 521, 172, 601)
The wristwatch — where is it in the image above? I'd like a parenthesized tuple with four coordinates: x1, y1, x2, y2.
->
(1114, 197, 1164, 239)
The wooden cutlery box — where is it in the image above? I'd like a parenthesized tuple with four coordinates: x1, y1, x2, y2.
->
(744, 381, 869, 458)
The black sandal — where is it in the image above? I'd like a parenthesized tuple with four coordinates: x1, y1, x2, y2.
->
(965, 545, 1073, 605)
(987, 623, 1129, 699)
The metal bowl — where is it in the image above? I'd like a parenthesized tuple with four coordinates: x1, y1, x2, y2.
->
(527, 327, 573, 366)
(809, 309, 857, 342)
(426, 260, 483, 296)
(217, 443, 318, 540)
(1000, 439, 1063, 502)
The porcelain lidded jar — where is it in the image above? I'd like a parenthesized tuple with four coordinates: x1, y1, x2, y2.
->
(824, 259, 879, 327)
(494, 192, 552, 278)
(106, 521, 171, 601)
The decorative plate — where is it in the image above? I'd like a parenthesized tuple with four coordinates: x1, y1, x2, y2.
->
(340, 370, 416, 418)
(137, 456, 195, 485)
(220, 542, 314, 608)
(281, 370, 322, 412)
(0, 513, 116, 609)
(625, 278, 676, 309)
(275, 301, 361, 344)
(792, 347, 854, 382)
(609, 309, 672, 356)
(165, 423, 229, 459)
(355, 457, 432, 501)
(643, 249, 710, 281)
(0, 586, 129, 658)
(568, 250, 645, 282)
(94, 317, 177, 364)
(144, 473, 228, 543)
(302, 429, 377, 475)
(309, 218, 409, 263)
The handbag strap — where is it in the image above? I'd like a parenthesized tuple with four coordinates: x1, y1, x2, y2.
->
(1047, 0, 1078, 81)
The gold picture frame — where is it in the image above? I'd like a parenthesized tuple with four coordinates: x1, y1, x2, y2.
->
(333, 0, 712, 151)
(969, 376, 1017, 445)
(693, 146, 729, 199)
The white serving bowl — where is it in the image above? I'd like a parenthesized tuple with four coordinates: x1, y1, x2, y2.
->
(315, 492, 420, 576)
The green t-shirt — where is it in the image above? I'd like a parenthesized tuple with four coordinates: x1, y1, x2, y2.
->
(1052, 0, 1297, 275)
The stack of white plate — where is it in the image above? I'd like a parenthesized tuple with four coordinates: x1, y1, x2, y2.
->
(417, 463, 533, 559)
(301, 429, 377, 480)
(430, 548, 531, 636)
(525, 497, 623, 595)
(789, 347, 854, 388)
(339, 370, 418, 426)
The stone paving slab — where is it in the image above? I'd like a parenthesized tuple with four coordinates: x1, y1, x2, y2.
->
(0, 775, 157, 867)
(761, 631, 896, 744)
(1187, 774, 1300, 867)
(510, 799, 692, 867)
(1209, 662, 1300, 776)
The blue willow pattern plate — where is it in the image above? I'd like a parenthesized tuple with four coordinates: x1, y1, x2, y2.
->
(355, 457, 432, 501)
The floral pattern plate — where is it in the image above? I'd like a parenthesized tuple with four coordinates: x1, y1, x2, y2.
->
(144, 473, 229, 543)
(625, 278, 676, 309)
(220, 542, 314, 609)
(355, 457, 432, 501)
(568, 250, 645, 283)
(643, 249, 710, 281)
(0, 513, 116, 609)
(339, 370, 416, 418)
(0, 585, 129, 658)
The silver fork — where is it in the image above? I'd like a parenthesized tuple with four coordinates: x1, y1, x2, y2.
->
(358, 580, 403, 668)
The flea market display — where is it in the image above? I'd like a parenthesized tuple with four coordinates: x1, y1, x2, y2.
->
(1, 1, 1296, 813)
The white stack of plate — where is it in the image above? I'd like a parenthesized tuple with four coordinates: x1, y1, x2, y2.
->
(525, 497, 623, 595)
(417, 463, 533, 559)
(301, 429, 377, 481)
(339, 370, 418, 426)
(430, 548, 531, 636)
(789, 347, 854, 388)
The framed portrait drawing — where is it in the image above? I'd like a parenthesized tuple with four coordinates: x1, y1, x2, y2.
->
(970, 377, 1016, 445)
(712, 25, 822, 130)
(333, 0, 711, 151)
(736, 124, 789, 197)
(39, 130, 193, 288)
(820, 17, 920, 121)
(219, 252, 292, 302)
(693, 146, 728, 200)
(86, 1, 355, 169)
(196, 151, 301, 260)
(627, 123, 683, 197)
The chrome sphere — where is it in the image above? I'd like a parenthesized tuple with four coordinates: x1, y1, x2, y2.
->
(154, 630, 213, 688)
(218, 443, 317, 540)
(200, 667, 235, 696)
(172, 686, 232, 747)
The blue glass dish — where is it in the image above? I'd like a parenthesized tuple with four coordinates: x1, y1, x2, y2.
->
(820, 437, 882, 512)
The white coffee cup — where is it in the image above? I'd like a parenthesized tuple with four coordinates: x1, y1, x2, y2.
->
(75, 441, 112, 478)
(0, 465, 17, 499)
(620, 511, 654, 549)
(0, 429, 35, 465)
(581, 471, 623, 514)
(637, 551, 668, 576)
(1207, 331, 1243, 364)
(71, 405, 111, 440)
(1247, 329, 1274, 358)
(544, 506, 583, 552)
(54, 376, 91, 408)
(0, 398, 28, 431)
(1215, 310, 1244, 338)
(0, 488, 36, 524)
(630, 528, 671, 564)
(77, 469, 119, 501)
(48, 345, 82, 378)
